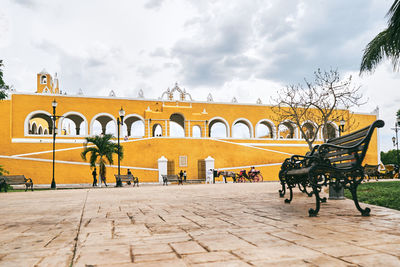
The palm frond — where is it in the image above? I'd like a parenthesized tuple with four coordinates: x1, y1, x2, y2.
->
(360, 0, 400, 73)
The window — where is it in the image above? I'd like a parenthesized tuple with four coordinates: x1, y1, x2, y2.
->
(179, 156, 187, 167)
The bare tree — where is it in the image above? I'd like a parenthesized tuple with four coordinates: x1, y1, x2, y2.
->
(271, 69, 365, 151)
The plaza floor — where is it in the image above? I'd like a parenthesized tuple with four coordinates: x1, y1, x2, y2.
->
(1, 182, 400, 266)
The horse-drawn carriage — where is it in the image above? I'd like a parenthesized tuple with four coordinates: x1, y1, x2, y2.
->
(216, 167, 263, 183)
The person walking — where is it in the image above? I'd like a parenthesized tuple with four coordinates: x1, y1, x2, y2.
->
(179, 170, 184, 185)
(183, 170, 187, 182)
(92, 167, 97, 187)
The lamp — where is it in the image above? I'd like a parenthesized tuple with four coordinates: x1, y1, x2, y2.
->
(116, 107, 125, 187)
(339, 117, 345, 137)
(51, 99, 62, 189)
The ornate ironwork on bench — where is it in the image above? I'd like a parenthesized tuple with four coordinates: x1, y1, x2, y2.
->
(278, 120, 384, 217)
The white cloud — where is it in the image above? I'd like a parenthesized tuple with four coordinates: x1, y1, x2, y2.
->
(1, 0, 398, 153)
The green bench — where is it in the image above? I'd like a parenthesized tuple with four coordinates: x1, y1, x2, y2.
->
(161, 174, 182, 185)
(114, 174, 139, 186)
(0, 175, 33, 192)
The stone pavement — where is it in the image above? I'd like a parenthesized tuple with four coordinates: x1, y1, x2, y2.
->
(1, 182, 400, 266)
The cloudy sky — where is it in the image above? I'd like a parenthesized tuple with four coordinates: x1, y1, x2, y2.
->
(1, 0, 399, 152)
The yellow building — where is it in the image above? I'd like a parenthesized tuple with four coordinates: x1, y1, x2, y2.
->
(0, 72, 381, 185)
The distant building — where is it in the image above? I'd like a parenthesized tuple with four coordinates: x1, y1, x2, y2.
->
(0, 70, 381, 185)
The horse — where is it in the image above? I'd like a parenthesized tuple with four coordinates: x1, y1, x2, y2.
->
(237, 169, 263, 182)
(216, 171, 237, 183)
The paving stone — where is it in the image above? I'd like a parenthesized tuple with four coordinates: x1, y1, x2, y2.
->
(1, 182, 400, 266)
(342, 253, 400, 266)
(170, 240, 207, 255)
(183, 251, 238, 264)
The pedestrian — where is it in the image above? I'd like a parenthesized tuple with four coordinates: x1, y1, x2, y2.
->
(183, 170, 187, 182)
(92, 167, 97, 187)
(179, 170, 184, 185)
(126, 169, 132, 185)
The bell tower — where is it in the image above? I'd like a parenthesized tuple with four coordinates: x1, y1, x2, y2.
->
(36, 69, 59, 94)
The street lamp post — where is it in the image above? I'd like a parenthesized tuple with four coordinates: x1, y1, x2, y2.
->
(329, 117, 346, 199)
(339, 117, 346, 137)
(116, 107, 125, 187)
(392, 118, 400, 172)
(51, 99, 62, 189)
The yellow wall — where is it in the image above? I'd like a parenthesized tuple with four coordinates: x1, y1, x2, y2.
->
(0, 93, 380, 185)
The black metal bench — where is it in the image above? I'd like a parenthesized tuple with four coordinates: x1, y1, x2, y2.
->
(114, 174, 139, 187)
(0, 175, 33, 192)
(161, 174, 182, 185)
(278, 120, 384, 217)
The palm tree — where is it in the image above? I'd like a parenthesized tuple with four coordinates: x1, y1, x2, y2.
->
(360, 0, 400, 73)
(81, 134, 123, 186)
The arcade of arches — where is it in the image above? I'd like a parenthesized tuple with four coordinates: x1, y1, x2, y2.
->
(0, 80, 379, 185)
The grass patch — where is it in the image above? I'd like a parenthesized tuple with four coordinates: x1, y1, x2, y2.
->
(344, 181, 400, 211)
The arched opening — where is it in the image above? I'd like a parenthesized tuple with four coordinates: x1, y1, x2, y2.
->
(38, 125, 43, 135)
(26, 111, 53, 135)
(124, 115, 145, 137)
(323, 122, 338, 140)
(232, 120, 252, 139)
(208, 117, 229, 138)
(41, 75, 47, 84)
(90, 113, 117, 136)
(60, 112, 87, 136)
(192, 125, 202, 137)
(169, 113, 185, 137)
(44, 129, 48, 135)
(302, 121, 316, 140)
(278, 121, 296, 139)
(31, 123, 37, 134)
(130, 121, 145, 137)
(153, 124, 163, 137)
(256, 120, 275, 138)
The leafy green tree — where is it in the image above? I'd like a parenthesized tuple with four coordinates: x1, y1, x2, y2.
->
(81, 134, 123, 184)
(0, 165, 8, 176)
(0, 60, 10, 100)
(360, 0, 400, 73)
(381, 149, 400, 165)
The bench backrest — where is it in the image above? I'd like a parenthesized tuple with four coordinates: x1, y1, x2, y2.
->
(114, 174, 133, 178)
(1, 175, 27, 184)
(319, 120, 384, 169)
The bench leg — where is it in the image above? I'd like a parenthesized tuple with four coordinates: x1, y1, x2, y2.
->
(308, 174, 322, 217)
(284, 185, 293, 203)
(279, 182, 286, 198)
(350, 182, 370, 216)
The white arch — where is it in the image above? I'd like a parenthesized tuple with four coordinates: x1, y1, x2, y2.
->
(124, 114, 145, 137)
(322, 121, 339, 139)
(38, 125, 43, 135)
(301, 120, 319, 140)
(192, 125, 202, 137)
(124, 113, 145, 123)
(232, 118, 254, 138)
(90, 112, 117, 136)
(278, 120, 298, 139)
(208, 116, 230, 138)
(31, 122, 37, 134)
(24, 110, 53, 136)
(58, 111, 89, 136)
(255, 119, 276, 139)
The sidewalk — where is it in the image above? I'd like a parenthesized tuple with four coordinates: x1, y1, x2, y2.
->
(1, 182, 400, 266)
